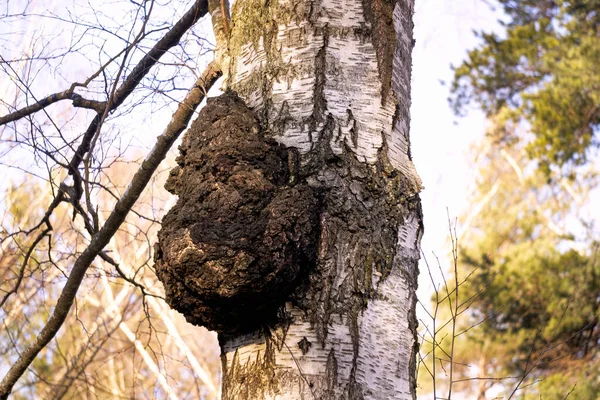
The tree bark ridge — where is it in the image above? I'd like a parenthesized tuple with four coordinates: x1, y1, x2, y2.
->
(220, 1, 421, 398)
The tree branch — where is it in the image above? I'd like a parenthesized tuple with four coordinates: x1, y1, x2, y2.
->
(208, 0, 230, 77)
(0, 87, 105, 126)
(0, 227, 51, 309)
(0, 0, 210, 315)
(11, 0, 210, 256)
(0, 61, 221, 400)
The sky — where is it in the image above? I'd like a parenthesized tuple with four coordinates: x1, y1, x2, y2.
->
(411, 0, 502, 298)
(410, 2, 505, 396)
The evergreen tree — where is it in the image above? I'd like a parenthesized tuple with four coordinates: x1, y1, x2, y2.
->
(446, 1, 600, 397)
(452, 0, 600, 176)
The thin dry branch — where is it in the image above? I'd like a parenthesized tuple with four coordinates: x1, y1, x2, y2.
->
(0, 226, 50, 309)
(81, 0, 159, 233)
(0, 0, 210, 310)
(0, 60, 221, 400)
(0, 84, 106, 126)
(62, 0, 210, 205)
(507, 295, 574, 400)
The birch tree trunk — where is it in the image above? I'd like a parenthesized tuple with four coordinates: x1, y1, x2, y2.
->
(220, 1, 422, 398)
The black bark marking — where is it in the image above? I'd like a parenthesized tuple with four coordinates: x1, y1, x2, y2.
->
(348, 368, 366, 400)
(347, 109, 358, 148)
(309, 23, 329, 135)
(298, 337, 312, 355)
(325, 349, 338, 393)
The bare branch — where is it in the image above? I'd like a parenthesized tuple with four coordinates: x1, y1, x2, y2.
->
(0, 86, 105, 126)
(0, 227, 50, 309)
(0, 60, 221, 400)
(5, 0, 211, 275)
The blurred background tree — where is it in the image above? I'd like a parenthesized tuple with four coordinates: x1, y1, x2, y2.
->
(430, 0, 600, 398)
(452, 0, 600, 176)
(0, 1, 222, 398)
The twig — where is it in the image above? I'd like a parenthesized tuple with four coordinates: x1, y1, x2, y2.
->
(0, 0, 212, 312)
(0, 59, 220, 400)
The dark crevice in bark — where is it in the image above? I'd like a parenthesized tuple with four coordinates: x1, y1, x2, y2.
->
(302, 111, 340, 179)
(361, 0, 396, 105)
(345, 109, 359, 149)
(309, 23, 329, 135)
(347, 305, 364, 399)
(348, 366, 366, 400)
(392, 0, 416, 166)
(325, 348, 339, 395)
(273, 100, 293, 138)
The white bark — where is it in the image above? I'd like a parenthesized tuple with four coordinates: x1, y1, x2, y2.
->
(228, 0, 420, 192)
(219, 0, 422, 398)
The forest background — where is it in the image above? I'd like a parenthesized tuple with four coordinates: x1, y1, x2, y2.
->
(1, 0, 599, 399)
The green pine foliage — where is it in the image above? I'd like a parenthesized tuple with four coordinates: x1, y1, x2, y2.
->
(451, 0, 600, 175)
(443, 1, 600, 397)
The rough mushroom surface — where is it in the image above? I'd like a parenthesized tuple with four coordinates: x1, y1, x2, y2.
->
(154, 92, 320, 336)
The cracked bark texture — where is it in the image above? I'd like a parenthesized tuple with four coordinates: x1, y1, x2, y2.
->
(155, 92, 320, 335)
(215, 0, 423, 399)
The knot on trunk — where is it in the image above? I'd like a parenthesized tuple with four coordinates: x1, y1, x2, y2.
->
(154, 92, 320, 335)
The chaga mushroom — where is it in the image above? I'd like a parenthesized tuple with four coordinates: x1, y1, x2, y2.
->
(154, 92, 319, 336)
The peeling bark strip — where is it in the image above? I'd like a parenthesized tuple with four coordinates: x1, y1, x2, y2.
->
(208, 0, 423, 399)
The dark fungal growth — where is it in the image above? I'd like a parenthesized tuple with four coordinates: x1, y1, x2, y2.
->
(154, 92, 320, 336)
